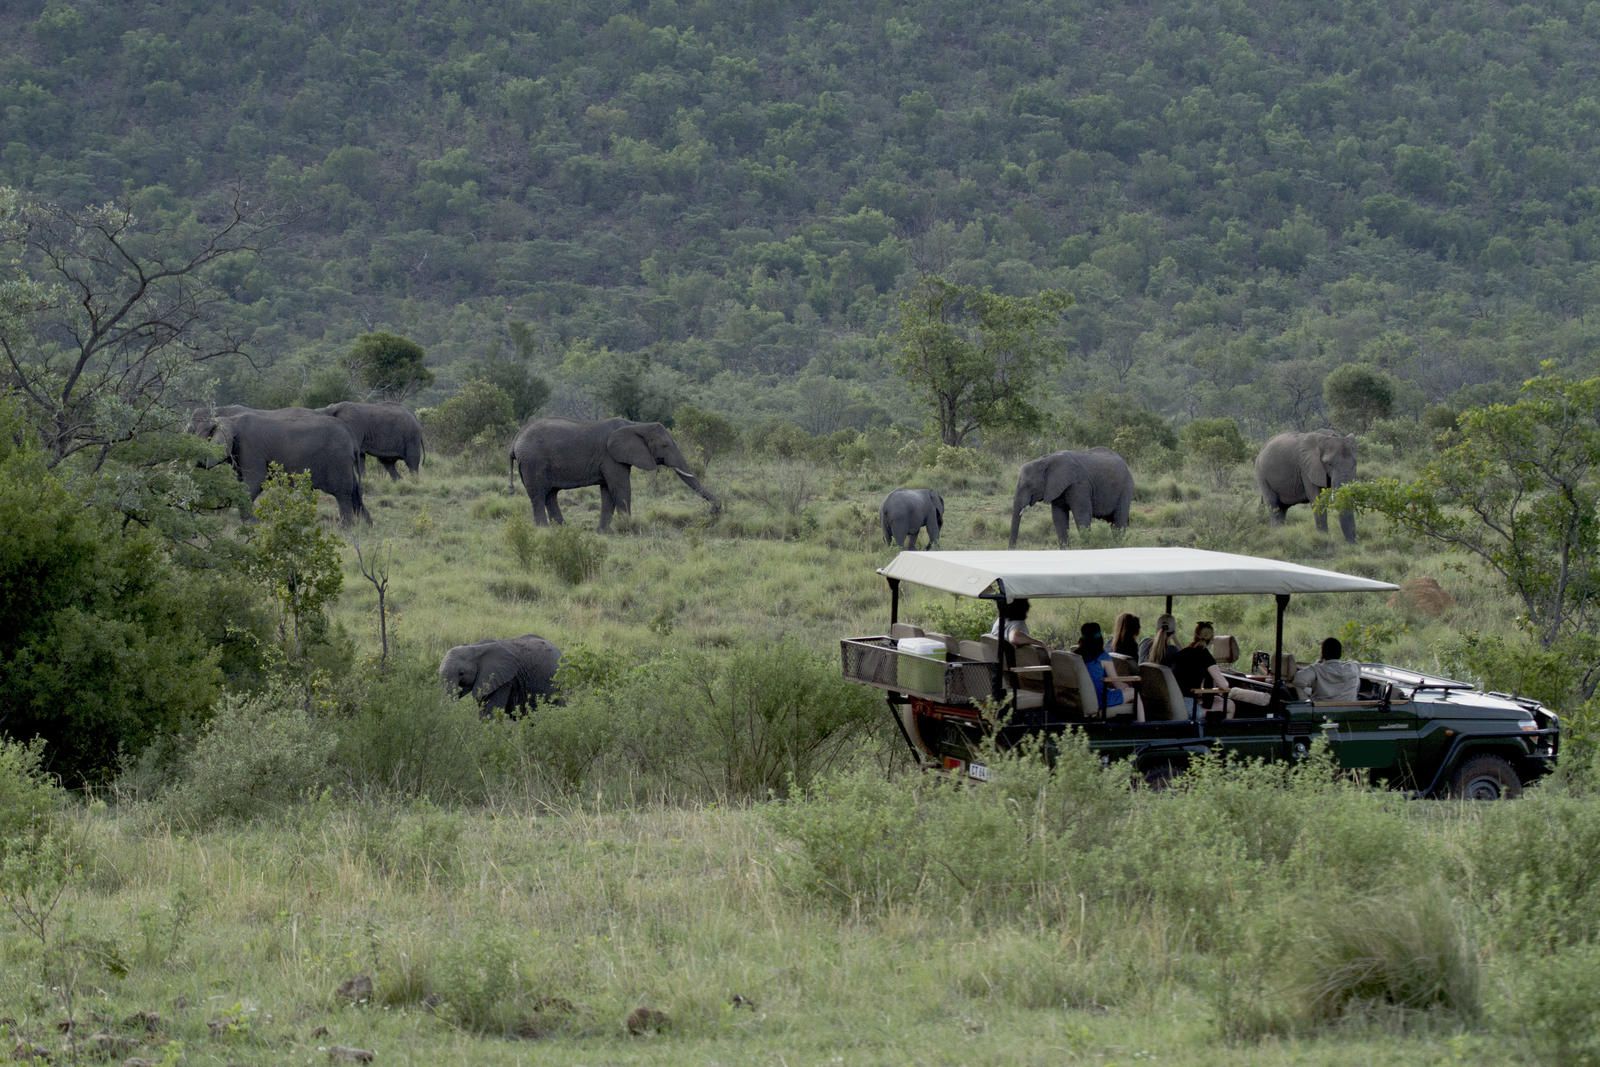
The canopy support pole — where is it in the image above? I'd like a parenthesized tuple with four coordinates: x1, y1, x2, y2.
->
(889, 578, 900, 626)
(1273, 593, 1289, 706)
(1165, 594, 1173, 616)
(990, 583, 1009, 703)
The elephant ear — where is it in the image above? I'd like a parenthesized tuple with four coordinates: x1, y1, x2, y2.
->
(607, 425, 657, 470)
(1042, 456, 1077, 503)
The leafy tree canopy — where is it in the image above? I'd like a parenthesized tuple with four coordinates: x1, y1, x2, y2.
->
(1333, 369, 1600, 698)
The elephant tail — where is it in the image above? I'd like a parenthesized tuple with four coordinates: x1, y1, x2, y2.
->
(351, 476, 370, 523)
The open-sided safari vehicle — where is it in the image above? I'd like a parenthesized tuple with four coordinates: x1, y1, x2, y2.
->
(841, 548, 1559, 798)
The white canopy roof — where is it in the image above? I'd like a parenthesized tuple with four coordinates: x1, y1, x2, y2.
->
(879, 548, 1398, 601)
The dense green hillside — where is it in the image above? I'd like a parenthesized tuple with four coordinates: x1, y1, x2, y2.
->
(6, 0, 1600, 427)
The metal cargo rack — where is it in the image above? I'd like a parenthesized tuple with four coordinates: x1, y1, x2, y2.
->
(839, 636, 998, 705)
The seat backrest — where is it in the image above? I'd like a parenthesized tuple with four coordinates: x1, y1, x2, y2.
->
(1049, 650, 1097, 717)
(1108, 652, 1136, 679)
(889, 622, 924, 640)
(1139, 663, 1189, 721)
(1275, 652, 1298, 680)
(979, 635, 999, 660)
(958, 639, 998, 663)
(1013, 644, 1049, 669)
(1209, 634, 1240, 666)
(924, 631, 959, 654)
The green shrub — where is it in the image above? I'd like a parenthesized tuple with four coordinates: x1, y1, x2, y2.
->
(537, 525, 607, 585)
(163, 685, 336, 827)
(1465, 793, 1600, 951)
(920, 597, 997, 640)
(1291, 883, 1479, 1026)
(426, 379, 517, 453)
(1498, 940, 1600, 1066)
(0, 424, 221, 785)
(0, 739, 62, 861)
(504, 514, 538, 570)
(329, 660, 523, 804)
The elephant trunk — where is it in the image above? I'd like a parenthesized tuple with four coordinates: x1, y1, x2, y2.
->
(1009, 493, 1028, 549)
(673, 467, 720, 513)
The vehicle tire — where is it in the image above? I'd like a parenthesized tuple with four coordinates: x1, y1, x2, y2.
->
(1140, 760, 1181, 791)
(1448, 755, 1523, 800)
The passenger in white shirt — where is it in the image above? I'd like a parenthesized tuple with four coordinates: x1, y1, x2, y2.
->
(1293, 638, 1362, 702)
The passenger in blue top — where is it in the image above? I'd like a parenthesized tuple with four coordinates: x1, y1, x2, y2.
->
(1074, 622, 1130, 712)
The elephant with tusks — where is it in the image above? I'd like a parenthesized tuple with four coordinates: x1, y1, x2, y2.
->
(1009, 448, 1134, 548)
(510, 417, 718, 532)
(1255, 430, 1358, 543)
(439, 635, 562, 717)
(880, 488, 944, 550)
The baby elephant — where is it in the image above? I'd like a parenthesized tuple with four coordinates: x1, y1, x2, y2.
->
(880, 488, 944, 550)
(439, 635, 561, 717)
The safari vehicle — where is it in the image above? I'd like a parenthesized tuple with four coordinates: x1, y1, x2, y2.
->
(840, 548, 1559, 799)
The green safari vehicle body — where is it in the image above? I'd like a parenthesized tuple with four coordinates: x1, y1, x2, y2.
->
(841, 549, 1558, 798)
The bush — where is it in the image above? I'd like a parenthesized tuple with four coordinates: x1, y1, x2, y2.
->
(529, 642, 884, 801)
(536, 525, 607, 585)
(1499, 940, 1600, 1066)
(329, 660, 524, 804)
(1291, 883, 1479, 1026)
(0, 420, 221, 785)
(162, 685, 335, 827)
(426, 379, 517, 453)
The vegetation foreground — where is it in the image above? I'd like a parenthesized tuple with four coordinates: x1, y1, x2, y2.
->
(5, 439, 1600, 1065)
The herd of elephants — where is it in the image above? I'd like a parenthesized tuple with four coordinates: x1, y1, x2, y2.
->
(189, 401, 1360, 715)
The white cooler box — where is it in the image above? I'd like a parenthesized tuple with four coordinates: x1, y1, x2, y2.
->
(896, 636, 947, 697)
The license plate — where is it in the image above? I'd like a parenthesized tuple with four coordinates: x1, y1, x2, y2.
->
(967, 762, 990, 782)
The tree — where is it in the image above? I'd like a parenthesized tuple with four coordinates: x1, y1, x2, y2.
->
(0, 188, 273, 468)
(892, 275, 1071, 446)
(673, 404, 739, 469)
(343, 331, 433, 399)
(1180, 416, 1250, 487)
(1332, 371, 1600, 699)
(248, 466, 344, 666)
(1323, 363, 1396, 431)
(0, 400, 220, 785)
(425, 379, 516, 452)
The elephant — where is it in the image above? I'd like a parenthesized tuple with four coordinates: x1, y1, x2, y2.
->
(439, 634, 561, 717)
(509, 417, 719, 531)
(201, 410, 370, 526)
(1009, 448, 1134, 548)
(320, 401, 426, 480)
(188, 404, 310, 435)
(880, 488, 944, 550)
(1255, 430, 1358, 543)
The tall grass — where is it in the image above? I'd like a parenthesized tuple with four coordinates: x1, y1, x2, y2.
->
(8, 443, 1591, 1061)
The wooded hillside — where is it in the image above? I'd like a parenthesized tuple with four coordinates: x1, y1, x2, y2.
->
(5, 0, 1600, 429)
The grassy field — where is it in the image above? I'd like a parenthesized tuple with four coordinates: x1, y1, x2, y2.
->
(5, 436, 1595, 1065)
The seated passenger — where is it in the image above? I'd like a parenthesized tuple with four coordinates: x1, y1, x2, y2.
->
(1293, 638, 1362, 703)
(1111, 612, 1141, 660)
(1139, 613, 1180, 670)
(1173, 622, 1269, 716)
(1074, 622, 1131, 712)
(989, 598, 1047, 649)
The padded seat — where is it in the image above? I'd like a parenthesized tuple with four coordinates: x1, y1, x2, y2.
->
(1049, 650, 1097, 719)
(1139, 663, 1190, 721)
(1209, 634, 1241, 667)
(889, 623, 925, 640)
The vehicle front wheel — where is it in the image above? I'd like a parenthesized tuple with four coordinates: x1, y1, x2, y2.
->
(1448, 755, 1523, 800)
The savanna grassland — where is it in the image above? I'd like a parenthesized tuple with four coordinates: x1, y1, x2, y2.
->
(6, 436, 1599, 1067)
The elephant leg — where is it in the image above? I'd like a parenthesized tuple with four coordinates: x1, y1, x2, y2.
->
(1050, 501, 1073, 546)
(528, 489, 548, 525)
(381, 458, 402, 481)
(1338, 509, 1357, 544)
(1266, 497, 1288, 525)
(1313, 500, 1330, 533)
(925, 513, 941, 549)
(598, 485, 615, 531)
(544, 490, 564, 525)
